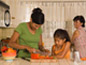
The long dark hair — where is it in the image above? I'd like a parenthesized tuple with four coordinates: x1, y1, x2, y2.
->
(54, 29, 71, 42)
(31, 8, 44, 24)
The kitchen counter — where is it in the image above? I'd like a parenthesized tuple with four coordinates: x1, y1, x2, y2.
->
(0, 58, 86, 65)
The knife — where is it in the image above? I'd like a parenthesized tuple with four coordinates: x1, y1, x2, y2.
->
(33, 50, 51, 56)
(21, 57, 30, 61)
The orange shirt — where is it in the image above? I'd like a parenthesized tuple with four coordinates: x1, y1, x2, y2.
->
(52, 44, 70, 59)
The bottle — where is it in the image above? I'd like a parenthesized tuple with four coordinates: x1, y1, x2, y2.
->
(70, 44, 74, 61)
(74, 50, 81, 62)
(70, 45, 74, 61)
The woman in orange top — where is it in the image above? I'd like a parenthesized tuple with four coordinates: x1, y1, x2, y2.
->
(52, 29, 71, 59)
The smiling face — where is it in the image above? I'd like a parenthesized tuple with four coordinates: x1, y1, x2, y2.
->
(31, 22, 41, 30)
(74, 20, 83, 29)
(30, 19, 42, 30)
(54, 37, 66, 46)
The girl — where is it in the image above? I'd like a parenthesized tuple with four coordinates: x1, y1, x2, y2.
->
(52, 29, 71, 59)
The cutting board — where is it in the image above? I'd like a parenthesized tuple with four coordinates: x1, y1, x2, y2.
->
(30, 59, 58, 63)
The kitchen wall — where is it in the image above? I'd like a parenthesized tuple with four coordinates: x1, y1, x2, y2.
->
(0, 29, 2, 40)
(19, 0, 86, 1)
(1, 0, 86, 27)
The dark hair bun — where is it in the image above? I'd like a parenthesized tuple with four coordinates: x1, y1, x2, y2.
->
(33, 8, 42, 13)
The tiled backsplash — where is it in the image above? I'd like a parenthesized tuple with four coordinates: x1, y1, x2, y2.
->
(0, 28, 15, 39)
(2, 28, 14, 39)
(0, 29, 3, 40)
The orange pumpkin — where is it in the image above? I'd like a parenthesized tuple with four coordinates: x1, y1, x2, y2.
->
(45, 55, 49, 59)
(45, 56, 53, 59)
(39, 55, 45, 59)
(31, 53, 53, 59)
(1, 46, 8, 52)
(49, 56, 53, 59)
(7, 48, 15, 53)
(81, 57, 86, 61)
(31, 53, 40, 59)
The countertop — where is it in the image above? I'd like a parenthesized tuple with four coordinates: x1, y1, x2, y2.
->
(0, 58, 86, 65)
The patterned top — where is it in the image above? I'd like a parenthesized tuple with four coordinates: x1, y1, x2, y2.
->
(73, 26, 86, 58)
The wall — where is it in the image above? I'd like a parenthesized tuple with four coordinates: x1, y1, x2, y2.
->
(0, 0, 85, 35)
(15, 0, 86, 51)
(0, 0, 86, 50)
(0, 29, 2, 40)
(0, 0, 86, 51)
(1, 0, 86, 27)
(19, 0, 86, 1)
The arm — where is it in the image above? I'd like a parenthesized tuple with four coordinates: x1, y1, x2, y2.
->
(38, 35, 50, 52)
(51, 45, 55, 56)
(72, 30, 79, 42)
(38, 34, 45, 51)
(8, 31, 35, 53)
(55, 42, 71, 59)
(9, 31, 26, 49)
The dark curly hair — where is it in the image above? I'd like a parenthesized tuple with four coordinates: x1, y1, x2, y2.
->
(31, 8, 45, 24)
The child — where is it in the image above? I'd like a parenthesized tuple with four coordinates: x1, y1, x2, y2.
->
(52, 29, 71, 59)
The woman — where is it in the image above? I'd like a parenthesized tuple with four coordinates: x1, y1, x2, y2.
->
(8, 8, 49, 58)
(72, 15, 86, 60)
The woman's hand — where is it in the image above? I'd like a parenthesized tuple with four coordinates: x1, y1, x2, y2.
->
(25, 46, 35, 53)
(39, 45, 50, 53)
(26, 46, 39, 53)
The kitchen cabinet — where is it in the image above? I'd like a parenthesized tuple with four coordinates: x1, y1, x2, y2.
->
(1, 0, 10, 5)
(0, 1, 10, 27)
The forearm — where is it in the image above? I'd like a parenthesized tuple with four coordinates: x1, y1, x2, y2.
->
(53, 51, 64, 59)
(8, 42, 30, 50)
(55, 54, 64, 59)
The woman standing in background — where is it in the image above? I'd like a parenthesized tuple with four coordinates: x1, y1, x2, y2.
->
(72, 15, 86, 60)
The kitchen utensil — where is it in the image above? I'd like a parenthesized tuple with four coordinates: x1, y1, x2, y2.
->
(74, 51, 81, 62)
(33, 50, 51, 56)
(21, 57, 30, 61)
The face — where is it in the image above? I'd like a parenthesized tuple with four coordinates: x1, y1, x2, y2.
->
(30, 22, 41, 30)
(54, 37, 66, 46)
(74, 20, 83, 29)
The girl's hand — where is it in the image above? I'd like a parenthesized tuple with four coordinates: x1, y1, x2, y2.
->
(44, 49, 50, 53)
(39, 45, 50, 53)
(44, 49, 51, 56)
